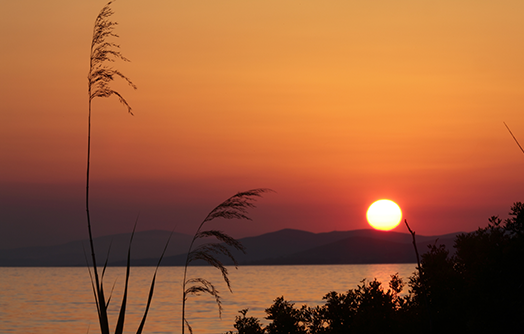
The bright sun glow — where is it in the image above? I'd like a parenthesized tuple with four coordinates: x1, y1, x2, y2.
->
(366, 199, 402, 231)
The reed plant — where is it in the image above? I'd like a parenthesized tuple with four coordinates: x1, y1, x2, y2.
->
(181, 189, 272, 334)
(86, 0, 135, 274)
(84, 3, 270, 334)
(84, 2, 168, 334)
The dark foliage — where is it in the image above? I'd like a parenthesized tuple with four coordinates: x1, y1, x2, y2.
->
(228, 275, 408, 334)
(410, 202, 524, 333)
(227, 202, 524, 334)
(226, 309, 265, 334)
(265, 297, 309, 334)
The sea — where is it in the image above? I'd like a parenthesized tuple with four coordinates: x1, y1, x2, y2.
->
(0, 264, 417, 333)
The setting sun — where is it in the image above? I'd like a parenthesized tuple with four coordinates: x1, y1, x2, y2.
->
(366, 200, 402, 231)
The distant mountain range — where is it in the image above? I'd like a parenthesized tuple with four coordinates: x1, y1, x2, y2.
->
(0, 229, 464, 267)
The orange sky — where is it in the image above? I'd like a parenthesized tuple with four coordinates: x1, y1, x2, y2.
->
(1, 0, 523, 248)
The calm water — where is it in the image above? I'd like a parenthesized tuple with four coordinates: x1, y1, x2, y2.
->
(0, 264, 417, 333)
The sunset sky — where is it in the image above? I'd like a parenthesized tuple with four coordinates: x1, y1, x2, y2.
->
(1, 0, 523, 249)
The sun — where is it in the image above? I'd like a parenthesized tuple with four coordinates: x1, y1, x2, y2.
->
(366, 199, 402, 231)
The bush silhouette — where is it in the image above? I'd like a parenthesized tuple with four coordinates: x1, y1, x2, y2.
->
(227, 202, 524, 334)
(227, 309, 265, 334)
(265, 297, 309, 334)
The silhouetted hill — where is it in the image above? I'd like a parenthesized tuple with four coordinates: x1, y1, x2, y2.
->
(248, 232, 458, 265)
(110, 228, 461, 266)
(236, 229, 458, 265)
(0, 230, 190, 266)
(0, 228, 463, 266)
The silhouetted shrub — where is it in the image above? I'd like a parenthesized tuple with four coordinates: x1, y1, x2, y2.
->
(229, 275, 408, 334)
(265, 297, 309, 334)
(226, 309, 265, 334)
(228, 202, 524, 334)
(407, 202, 524, 333)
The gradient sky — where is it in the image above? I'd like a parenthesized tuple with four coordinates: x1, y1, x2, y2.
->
(1, 0, 523, 249)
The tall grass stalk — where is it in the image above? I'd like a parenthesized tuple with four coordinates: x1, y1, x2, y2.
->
(181, 189, 272, 334)
(86, 0, 136, 280)
(84, 2, 167, 333)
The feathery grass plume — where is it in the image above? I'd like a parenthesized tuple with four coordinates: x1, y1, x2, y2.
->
(181, 189, 273, 334)
(88, 1, 136, 114)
